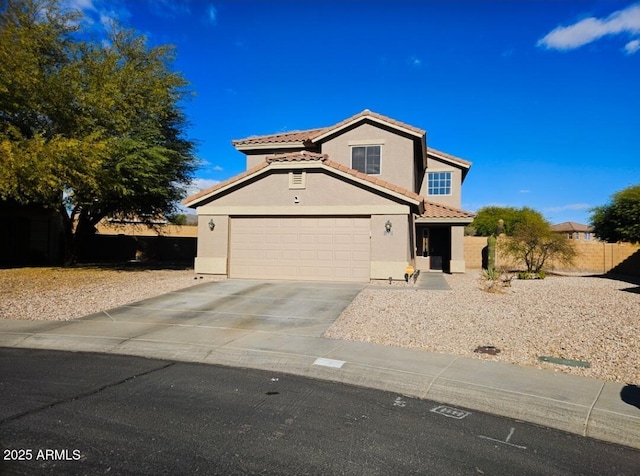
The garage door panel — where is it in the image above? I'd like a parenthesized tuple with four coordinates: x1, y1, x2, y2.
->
(230, 217, 370, 282)
(352, 251, 370, 261)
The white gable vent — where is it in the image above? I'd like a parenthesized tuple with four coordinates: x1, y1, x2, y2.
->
(289, 171, 306, 189)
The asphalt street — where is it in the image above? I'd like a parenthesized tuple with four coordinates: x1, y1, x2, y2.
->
(1, 348, 638, 475)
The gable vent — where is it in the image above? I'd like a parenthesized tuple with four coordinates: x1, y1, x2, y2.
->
(289, 171, 306, 189)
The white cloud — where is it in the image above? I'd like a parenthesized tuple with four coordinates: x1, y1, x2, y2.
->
(544, 203, 591, 213)
(624, 38, 640, 54)
(66, 0, 96, 11)
(519, 189, 530, 194)
(190, 178, 220, 192)
(537, 3, 640, 51)
(208, 5, 217, 25)
(62, 0, 131, 33)
(407, 55, 422, 67)
(212, 165, 224, 172)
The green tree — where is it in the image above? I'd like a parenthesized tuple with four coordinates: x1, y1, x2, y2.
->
(471, 206, 544, 236)
(167, 213, 187, 226)
(501, 214, 576, 273)
(590, 185, 640, 243)
(0, 0, 196, 261)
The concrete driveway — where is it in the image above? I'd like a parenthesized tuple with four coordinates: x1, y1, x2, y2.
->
(1, 279, 365, 364)
(93, 279, 365, 335)
(2, 279, 640, 449)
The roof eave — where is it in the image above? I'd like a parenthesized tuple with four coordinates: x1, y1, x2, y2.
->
(415, 216, 475, 224)
(233, 141, 307, 151)
(311, 115, 424, 144)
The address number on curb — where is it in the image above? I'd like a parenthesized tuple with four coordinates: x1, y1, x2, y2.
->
(430, 405, 471, 419)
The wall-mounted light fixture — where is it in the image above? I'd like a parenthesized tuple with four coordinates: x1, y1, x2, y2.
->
(208, 219, 215, 231)
(385, 220, 392, 233)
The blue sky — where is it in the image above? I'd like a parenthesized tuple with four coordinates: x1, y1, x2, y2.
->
(70, 0, 639, 224)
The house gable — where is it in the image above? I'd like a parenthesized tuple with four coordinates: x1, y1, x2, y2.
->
(233, 110, 429, 184)
(186, 152, 422, 215)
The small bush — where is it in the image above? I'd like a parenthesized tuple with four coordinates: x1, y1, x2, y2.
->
(480, 268, 512, 293)
(537, 270, 546, 279)
(483, 268, 501, 281)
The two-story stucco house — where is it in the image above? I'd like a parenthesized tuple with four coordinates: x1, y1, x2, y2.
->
(183, 110, 475, 282)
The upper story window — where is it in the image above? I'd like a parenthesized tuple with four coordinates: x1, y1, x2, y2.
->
(427, 171, 452, 195)
(351, 145, 381, 175)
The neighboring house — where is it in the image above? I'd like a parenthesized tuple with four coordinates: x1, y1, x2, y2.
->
(183, 110, 475, 282)
(551, 222, 594, 241)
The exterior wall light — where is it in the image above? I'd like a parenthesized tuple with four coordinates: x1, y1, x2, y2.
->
(208, 219, 215, 231)
(385, 220, 392, 233)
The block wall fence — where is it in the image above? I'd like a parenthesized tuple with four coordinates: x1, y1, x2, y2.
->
(464, 236, 640, 275)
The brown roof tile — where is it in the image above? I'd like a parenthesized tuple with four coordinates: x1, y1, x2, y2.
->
(231, 109, 426, 148)
(420, 201, 476, 219)
(551, 222, 593, 232)
(321, 158, 423, 202)
(311, 109, 425, 140)
(427, 147, 472, 168)
(266, 151, 327, 162)
(232, 128, 328, 146)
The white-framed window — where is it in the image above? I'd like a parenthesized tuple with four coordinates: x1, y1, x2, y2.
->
(427, 171, 452, 195)
(584, 232, 592, 241)
(351, 145, 381, 175)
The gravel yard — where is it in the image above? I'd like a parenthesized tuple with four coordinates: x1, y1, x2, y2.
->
(0, 266, 221, 321)
(1, 266, 638, 384)
(325, 271, 640, 384)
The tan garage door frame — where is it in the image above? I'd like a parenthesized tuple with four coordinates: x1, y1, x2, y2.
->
(229, 216, 371, 282)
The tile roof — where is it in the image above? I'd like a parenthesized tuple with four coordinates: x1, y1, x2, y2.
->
(232, 128, 328, 146)
(321, 158, 423, 202)
(420, 201, 476, 220)
(311, 109, 425, 140)
(232, 109, 425, 147)
(266, 151, 327, 162)
(551, 222, 593, 232)
(427, 147, 472, 168)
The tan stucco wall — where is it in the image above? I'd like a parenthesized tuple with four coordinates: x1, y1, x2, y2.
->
(195, 215, 229, 274)
(320, 123, 416, 192)
(463, 236, 640, 274)
(370, 214, 412, 279)
(420, 155, 463, 208)
(200, 170, 409, 209)
(450, 225, 466, 273)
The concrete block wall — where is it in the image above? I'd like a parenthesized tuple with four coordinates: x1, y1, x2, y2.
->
(464, 236, 640, 274)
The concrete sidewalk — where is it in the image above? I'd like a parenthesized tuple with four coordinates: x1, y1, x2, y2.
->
(1, 279, 638, 450)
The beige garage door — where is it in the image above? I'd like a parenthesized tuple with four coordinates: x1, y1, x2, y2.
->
(230, 217, 370, 282)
